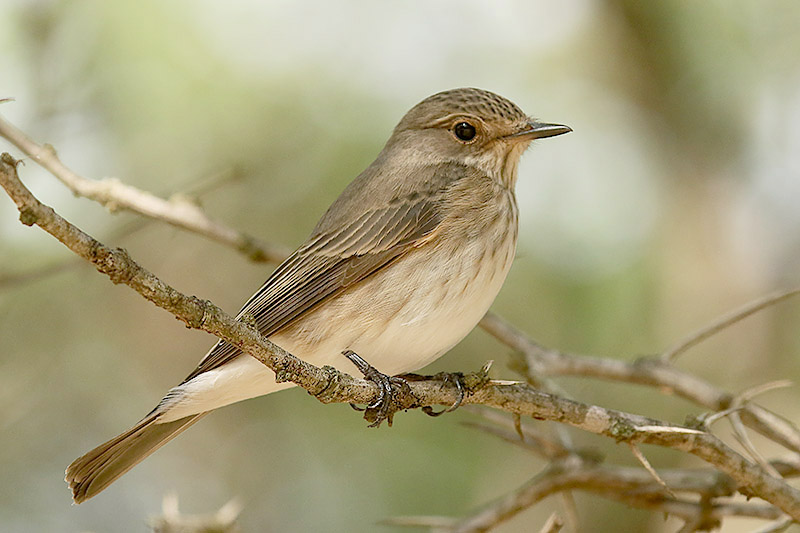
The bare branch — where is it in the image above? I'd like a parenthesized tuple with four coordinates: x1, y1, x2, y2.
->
(742, 406, 800, 456)
(466, 407, 576, 459)
(0, 113, 289, 263)
(443, 457, 779, 533)
(480, 312, 727, 408)
(729, 381, 794, 479)
(0, 167, 257, 289)
(454, 411, 794, 532)
(480, 311, 800, 455)
(0, 217, 151, 289)
(662, 288, 800, 363)
(461, 419, 568, 459)
(740, 380, 795, 403)
(730, 411, 782, 478)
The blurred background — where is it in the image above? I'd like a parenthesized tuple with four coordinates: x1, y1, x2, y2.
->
(2, 0, 800, 531)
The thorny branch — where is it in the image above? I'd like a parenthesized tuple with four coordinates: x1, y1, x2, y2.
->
(479, 312, 800, 455)
(2, 111, 800, 531)
(386, 457, 787, 533)
(438, 411, 800, 532)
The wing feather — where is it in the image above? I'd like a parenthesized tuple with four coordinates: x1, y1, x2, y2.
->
(181, 196, 442, 382)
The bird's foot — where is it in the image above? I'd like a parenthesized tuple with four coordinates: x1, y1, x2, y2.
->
(423, 372, 465, 417)
(395, 371, 466, 417)
(343, 350, 412, 427)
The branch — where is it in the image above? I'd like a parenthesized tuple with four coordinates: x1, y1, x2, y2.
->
(4, 152, 800, 521)
(0, 169, 255, 289)
(466, 409, 800, 482)
(479, 312, 800, 455)
(662, 288, 800, 362)
(389, 457, 786, 532)
(443, 403, 800, 531)
(0, 114, 289, 263)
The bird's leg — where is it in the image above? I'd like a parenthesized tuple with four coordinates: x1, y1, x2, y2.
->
(343, 350, 411, 427)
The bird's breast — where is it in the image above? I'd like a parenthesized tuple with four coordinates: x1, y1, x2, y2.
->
(276, 189, 519, 375)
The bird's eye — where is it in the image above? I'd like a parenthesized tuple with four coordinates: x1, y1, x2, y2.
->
(453, 121, 477, 142)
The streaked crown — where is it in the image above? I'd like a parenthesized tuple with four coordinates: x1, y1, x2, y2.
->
(396, 88, 528, 131)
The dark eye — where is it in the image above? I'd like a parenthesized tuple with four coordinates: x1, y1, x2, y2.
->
(453, 121, 477, 142)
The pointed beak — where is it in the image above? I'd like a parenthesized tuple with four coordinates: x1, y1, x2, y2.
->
(506, 121, 572, 141)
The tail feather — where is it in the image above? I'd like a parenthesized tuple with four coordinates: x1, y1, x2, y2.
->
(66, 413, 206, 503)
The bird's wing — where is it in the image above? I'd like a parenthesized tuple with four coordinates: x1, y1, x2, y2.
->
(181, 195, 443, 383)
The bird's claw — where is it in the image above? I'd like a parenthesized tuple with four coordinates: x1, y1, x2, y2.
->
(421, 372, 465, 417)
(343, 350, 410, 427)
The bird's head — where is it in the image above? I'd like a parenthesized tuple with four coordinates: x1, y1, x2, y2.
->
(388, 87, 571, 187)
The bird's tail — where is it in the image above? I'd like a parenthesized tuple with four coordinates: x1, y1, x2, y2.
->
(65, 412, 206, 503)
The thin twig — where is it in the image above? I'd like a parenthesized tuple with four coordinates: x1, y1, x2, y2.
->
(662, 288, 800, 362)
(739, 380, 795, 403)
(0, 113, 289, 263)
(726, 380, 794, 479)
(467, 408, 800, 531)
(730, 411, 782, 478)
(701, 405, 746, 429)
(441, 459, 779, 533)
(481, 311, 800, 455)
(0, 166, 262, 289)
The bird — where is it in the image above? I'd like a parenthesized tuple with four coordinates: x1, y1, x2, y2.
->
(65, 87, 571, 503)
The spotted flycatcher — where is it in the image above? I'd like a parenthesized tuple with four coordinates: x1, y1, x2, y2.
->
(66, 87, 571, 502)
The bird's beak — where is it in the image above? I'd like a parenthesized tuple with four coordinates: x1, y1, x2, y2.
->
(506, 121, 572, 141)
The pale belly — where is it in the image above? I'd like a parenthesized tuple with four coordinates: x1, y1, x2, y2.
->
(159, 230, 516, 422)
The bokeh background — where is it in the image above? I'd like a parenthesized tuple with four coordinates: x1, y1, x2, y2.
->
(2, 1, 800, 531)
